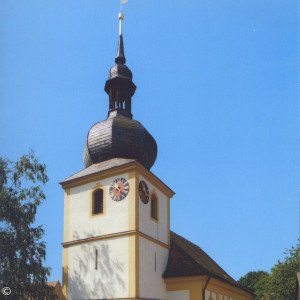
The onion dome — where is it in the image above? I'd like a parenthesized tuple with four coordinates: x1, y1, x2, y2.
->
(83, 12, 157, 170)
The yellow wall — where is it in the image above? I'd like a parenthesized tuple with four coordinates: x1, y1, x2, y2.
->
(62, 188, 70, 299)
(165, 276, 253, 300)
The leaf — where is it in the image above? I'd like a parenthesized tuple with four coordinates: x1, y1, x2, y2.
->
(0, 151, 53, 298)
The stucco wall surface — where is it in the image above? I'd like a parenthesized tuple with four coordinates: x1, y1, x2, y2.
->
(166, 290, 190, 300)
(139, 236, 169, 299)
(207, 291, 237, 300)
(138, 175, 168, 245)
(67, 236, 129, 299)
(68, 173, 129, 240)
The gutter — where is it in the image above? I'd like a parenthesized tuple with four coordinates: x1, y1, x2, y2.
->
(202, 275, 211, 300)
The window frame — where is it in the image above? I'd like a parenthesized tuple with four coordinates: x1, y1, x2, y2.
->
(90, 183, 106, 218)
(150, 190, 159, 223)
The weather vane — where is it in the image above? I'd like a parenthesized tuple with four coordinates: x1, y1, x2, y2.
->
(119, 0, 128, 35)
(120, 0, 128, 12)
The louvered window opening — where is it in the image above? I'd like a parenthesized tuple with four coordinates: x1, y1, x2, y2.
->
(93, 189, 103, 215)
(151, 194, 158, 220)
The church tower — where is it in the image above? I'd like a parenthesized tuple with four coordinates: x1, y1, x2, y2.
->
(60, 12, 174, 300)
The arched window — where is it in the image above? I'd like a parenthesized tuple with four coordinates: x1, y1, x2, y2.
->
(150, 193, 158, 221)
(93, 189, 103, 215)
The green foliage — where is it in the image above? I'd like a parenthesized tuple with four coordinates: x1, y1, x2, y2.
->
(238, 270, 270, 293)
(253, 271, 271, 299)
(238, 242, 299, 300)
(0, 150, 55, 299)
(265, 243, 299, 300)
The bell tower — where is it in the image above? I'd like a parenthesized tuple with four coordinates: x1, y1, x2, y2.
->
(60, 12, 174, 300)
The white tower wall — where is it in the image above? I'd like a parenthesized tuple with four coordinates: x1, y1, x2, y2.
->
(67, 173, 129, 241)
(67, 236, 129, 299)
(138, 175, 169, 245)
(62, 164, 174, 300)
(139, 236, 169, 299)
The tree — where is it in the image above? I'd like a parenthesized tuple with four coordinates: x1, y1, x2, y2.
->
(238, 242, 300, 300)
(265, 242, 299, 300)
(238, 270, 270, 294)
(252, 271, 271, 299)
(0, 150, 55, 299)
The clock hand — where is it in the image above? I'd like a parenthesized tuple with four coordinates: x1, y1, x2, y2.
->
(114, 184, 121, 192)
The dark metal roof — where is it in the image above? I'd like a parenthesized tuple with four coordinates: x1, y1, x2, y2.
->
(108, 64, 132, 80)
(104, 32, 136, 95)
(115, 33, 125, 65)
(164, 232, 254, 296)
(84, 110, 157, 170)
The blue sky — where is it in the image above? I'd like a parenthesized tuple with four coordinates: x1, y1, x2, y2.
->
(0, 0, 298, 282)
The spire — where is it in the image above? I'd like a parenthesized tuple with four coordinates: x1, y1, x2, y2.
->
(115, 12, 126, 65)
(84, 5, 157, 170)
(104, 11, 136, 118)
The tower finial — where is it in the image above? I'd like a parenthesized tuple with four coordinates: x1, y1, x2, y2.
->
(118, 12, 124, 35)
(115, 11, 126, 65)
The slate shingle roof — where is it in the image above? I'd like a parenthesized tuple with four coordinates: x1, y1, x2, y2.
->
(60, 158, 136, 185)
(83, 111, 157, 170)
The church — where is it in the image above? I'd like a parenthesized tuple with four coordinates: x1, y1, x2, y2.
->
(59, 11, 254, 300)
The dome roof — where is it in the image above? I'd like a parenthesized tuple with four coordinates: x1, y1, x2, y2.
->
(109, 64, 132, 80)
(84, 111, 157, 170)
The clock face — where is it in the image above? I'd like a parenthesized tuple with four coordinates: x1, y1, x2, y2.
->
(139, 180, 149, 204)
(109, 177, 129, 201)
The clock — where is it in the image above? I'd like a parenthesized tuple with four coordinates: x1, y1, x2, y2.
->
(139, 180, 149, 204)
(109, 177, 129, 201)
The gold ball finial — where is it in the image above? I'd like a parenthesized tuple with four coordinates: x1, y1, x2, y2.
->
(119, 12, 124, 20)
